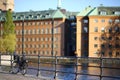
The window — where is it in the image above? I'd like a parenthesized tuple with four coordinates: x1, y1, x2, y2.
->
(101, 44, 105, 48)
(116, 52, 120, 57)
(116, 37, 119, 40)
(54, 21, 59, 25)
(83, 20, 88, 23)
(41, 44, 44, 48)
(29, 30, 32, 34)
(33, 29, 36, 34)
(109, 52, 112, 57)
(94, 44, 98, 48)
(45, 22, 48, 25)
(115, 19, 120, 23)
(54, 44, 58, 48)
(54, 37, 58, 42)
(101, 52, 105, 56)
(108, 27, 112, 33)
(99, 11, 107, 15)
(101, 19, 105, 22)
(114, 11, 120, 15)
(108, 44, 112, 48)
(54, 28, 58, 34)
(94, 19, 98, 23)
(24, 30, 26, 34)
(115, 44, 119, 48)
(49, 37, 52, 41)
(94, 37, 98, 40)
(83, 27, 88, 33)
(41, 22, 43, 25)
(108, 36, 112, 40)
(41, 29, 44, 34)
(45, 29, 49, 34)
(108, 19, 113, 23)
(101, 27, 105, 32)
(115, 27, 119, 32)
(49, 29, 52, 34)
(41, 38, 44, 41)
(32, 38, 35, 41)
(101, 36, 105, 40)
(53, 51, 58, 55)
(94, 27, 98, 32)
(45, 44, 49, 48)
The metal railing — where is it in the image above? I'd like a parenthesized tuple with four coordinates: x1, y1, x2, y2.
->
(0, 54, 120, 80)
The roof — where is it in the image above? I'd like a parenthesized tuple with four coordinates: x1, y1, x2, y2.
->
(65, 11, 79, 18)
(77, 6, 120, 17)
(52, 10, 66, 18)
(89, 6, 120, 16)
(0, 9, 66, 21)
(77, 6, 94, 16)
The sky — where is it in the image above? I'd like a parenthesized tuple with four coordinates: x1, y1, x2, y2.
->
(14, 0, 120, 12)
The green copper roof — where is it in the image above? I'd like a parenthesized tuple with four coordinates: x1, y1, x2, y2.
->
(77, 6, 94, 16)
(0, 9, 66, 21)
(88, 7, 98, 16)
(52, 10, 66, 18)
(77, 6, 120, 16)
(89, 6, 120, 16)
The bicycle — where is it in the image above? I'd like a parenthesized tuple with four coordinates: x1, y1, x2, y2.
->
(11, 55, 28, 75)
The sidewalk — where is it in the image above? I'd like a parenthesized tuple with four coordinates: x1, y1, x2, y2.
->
(0, 72, 50, 80)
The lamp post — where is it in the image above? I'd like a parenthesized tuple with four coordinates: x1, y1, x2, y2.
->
(51, 18, 54, 56)
(0, 19, 1, 38)
(21, 16, 24, 55)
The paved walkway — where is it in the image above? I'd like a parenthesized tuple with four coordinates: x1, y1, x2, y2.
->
(0, 72, 50, 80)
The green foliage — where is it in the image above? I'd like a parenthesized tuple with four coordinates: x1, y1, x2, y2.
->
(3, 10, 15, 37)
(3, 34, 16, 53)
(0, 10, 16, 54)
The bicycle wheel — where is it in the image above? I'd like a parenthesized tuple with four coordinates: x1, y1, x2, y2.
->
(20, 62, 28, 75)
(12, 62, 19, 74)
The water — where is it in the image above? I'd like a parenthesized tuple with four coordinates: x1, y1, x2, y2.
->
(26, 63, 120, 80)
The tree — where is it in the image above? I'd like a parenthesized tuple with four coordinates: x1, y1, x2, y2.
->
(1, 10, 16, 53)
(99, 16, 120, 58)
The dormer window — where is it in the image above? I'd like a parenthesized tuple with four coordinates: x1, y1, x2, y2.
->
(42, 15, 45, 18)
(34, 16, 38, 19)
(26, 16, 29, 19)
(37, 14, 41, 18)
(46, 13, 49, 16)
(29, 15, 33, 19)
(114, 11, 120, 15)
(17, 16, 21, 20)
(13, 16, 16, 20)
(99, 11, 107, 15)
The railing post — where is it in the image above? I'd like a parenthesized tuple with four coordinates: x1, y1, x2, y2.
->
(10, 54, 13, 71)
(37, 54, 40, 77)
(0, 53, 1, 70)
(54, 54, 57, 80)
(100, 56, 103, 80)
(75, 56, 78, 80)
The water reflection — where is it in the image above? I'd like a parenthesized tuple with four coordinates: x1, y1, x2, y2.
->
(26, 62, 120, 80)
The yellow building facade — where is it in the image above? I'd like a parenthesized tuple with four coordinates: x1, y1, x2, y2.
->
(77, 6, 120, 57)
